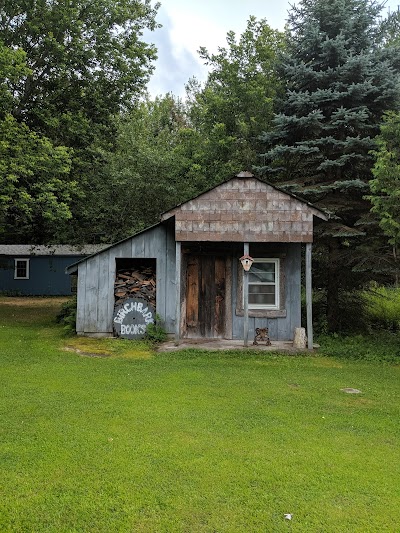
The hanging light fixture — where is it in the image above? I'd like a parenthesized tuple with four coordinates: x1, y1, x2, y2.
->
(239, 254, 254, 272)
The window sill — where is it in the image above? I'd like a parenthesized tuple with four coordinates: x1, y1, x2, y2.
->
(236, 309, 287, 318)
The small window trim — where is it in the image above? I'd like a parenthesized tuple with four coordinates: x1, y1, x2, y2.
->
(246, 258, 280, 311)
(14, 258, 30, 280)
(236, 254, 286, 319)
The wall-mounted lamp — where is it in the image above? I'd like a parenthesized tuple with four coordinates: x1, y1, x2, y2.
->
(239, 254, 254, 272)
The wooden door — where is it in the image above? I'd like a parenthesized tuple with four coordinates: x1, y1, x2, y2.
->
(185, 255, 226, 338)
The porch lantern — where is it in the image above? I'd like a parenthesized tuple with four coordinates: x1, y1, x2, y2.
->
(240, 253, 253, 346)
(240, 254, 253, 272)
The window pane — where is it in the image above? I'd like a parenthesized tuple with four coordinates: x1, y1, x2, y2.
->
(249, 263, 275, 283)
(248, 285, 275, 294)
(16, 261, 27, 278)
(249, 293, 276, 305)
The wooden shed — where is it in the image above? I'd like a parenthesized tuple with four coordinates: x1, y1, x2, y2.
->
(66, 173, 327, 346)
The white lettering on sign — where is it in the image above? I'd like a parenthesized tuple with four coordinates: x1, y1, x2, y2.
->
(121, 323, 147, 335)
(114, 300, 154, 325)
(113, 298, 156, 340)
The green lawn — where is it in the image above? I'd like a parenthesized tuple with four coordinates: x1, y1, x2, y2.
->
(0, 298, 399, 532)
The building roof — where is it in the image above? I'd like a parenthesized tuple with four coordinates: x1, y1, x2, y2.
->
(65, 172, 329, 273)
(161, 172, 328, 222)
(0, 244, 108, 256)
(161, 173, 328, 243)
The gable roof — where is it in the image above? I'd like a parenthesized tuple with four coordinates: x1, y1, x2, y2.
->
(161, 172, 328, 222)
(161, 172, 328, 243)
(65, 172, 328, 272)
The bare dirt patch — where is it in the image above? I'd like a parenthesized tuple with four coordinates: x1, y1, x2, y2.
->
(0, 297, 69, 307)
(63, 346, 110, 358)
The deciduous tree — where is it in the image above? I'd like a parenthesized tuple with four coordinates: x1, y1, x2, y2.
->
(187, 17, 284, 182)
(369, 111, 400, 282)
(0, 0, 159, 243)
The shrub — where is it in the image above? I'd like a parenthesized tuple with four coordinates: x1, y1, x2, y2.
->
(302, 288, 369, 335)
(56, 296, 77, 334)
(363, 285, 400, 332)
(145, 314, 168, 344)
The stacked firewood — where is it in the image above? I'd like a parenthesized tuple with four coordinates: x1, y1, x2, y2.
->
(114, 266, 156, 307)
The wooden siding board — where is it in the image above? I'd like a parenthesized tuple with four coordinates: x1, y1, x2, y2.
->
(165, 227, 177, 333)
(224, 256, 233, 339)
(286, 244, 302, 338)
(231, 258, 242, 340)
(231, 243, 301, 341)
(155, 225, 167, 323)
(76, 261, 87, 333)
(97, 252, 112, 334)
(84, 255, 100, 332)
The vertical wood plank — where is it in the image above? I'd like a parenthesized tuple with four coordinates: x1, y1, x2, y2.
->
(199, 255, 214, 337)
(224, 256, 233, 339)
(214, 257, 226, 338)
(186, 256, 199, 337)
(175, 241, 181, 344)
(306, 242, 313, 349)
(165, 227, 177, 334)
(76, 262, 87, 333)
(97, 251, 112, 334)
(85, 255, 99, 332)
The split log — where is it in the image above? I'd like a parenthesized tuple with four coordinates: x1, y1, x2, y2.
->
(114, 265, 156, 308)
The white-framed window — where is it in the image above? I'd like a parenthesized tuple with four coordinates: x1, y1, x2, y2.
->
(14, 259, 30, 279)
(247, 258, 280, 310)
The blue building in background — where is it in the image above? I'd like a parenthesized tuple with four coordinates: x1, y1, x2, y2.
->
(0, 245, 106, 296)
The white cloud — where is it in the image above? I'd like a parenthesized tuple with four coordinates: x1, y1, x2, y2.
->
(146, 0, 400, 98)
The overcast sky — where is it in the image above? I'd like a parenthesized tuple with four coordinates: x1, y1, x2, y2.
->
(145, 0, 400, 98)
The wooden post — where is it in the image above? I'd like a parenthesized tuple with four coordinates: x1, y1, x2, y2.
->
(175, 241, 181, 345)
(305, 242, 313, 350)
(243, 242, 249, 347)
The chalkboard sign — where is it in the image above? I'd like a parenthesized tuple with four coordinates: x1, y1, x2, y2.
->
(113, 298, 155, 339)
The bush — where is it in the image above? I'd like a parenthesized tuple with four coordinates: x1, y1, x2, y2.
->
(363, 285, 400, 332)
(56, 296, 77, 334)
(318, 332, 400, 363)
(302, 288, 369, 335)
(145, 314, 168, 344)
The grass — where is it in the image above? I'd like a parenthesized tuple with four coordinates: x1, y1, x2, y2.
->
(0, 297, 399, 532)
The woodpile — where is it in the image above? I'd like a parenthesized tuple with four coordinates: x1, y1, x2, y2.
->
(114, 266, 156, 307)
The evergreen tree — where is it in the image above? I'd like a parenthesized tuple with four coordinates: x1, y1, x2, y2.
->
(258, 0, 400, 331)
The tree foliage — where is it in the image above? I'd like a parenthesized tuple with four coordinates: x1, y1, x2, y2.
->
(0, 114, 75, 243)
(369, 112, 400, 249)
(0, 0, 159, 142)
(258, 0, 400, 331)
(187, 17, 284, 182)
(0, 0, 159, 243)
(89, 95, 205, 242)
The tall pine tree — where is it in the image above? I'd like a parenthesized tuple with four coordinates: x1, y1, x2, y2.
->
(259, 0, 400, 331)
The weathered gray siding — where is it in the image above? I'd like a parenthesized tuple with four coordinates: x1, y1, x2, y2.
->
(76, 224, 176, 336)
(231, 244, 302, 341)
